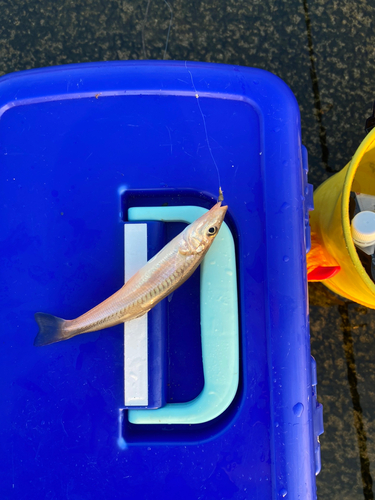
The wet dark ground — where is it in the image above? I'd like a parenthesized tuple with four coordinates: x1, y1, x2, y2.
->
(1, 0, 375, 497)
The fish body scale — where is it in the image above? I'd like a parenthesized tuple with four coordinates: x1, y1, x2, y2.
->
(34, 201, 228, 345)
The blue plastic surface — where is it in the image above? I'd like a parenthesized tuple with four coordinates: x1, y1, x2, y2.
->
(0, 61, 321, 499)
(302, 145, 314, 253)
(311, 356, 324, 475)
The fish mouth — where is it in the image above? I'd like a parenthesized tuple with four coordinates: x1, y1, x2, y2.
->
(213, 201, 228, 217)
(207, 201, 228, 228)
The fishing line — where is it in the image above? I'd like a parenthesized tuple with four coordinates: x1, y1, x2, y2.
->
(184, 61, 222, 199)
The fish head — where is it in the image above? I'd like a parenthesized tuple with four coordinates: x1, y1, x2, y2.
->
(180, 202, 228, 255)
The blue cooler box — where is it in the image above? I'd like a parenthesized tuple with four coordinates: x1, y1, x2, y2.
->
(0, 61, 323, 499)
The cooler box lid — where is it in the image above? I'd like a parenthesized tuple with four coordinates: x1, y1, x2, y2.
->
(0, 61, 320, 499)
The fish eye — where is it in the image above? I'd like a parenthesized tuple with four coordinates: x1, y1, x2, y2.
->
(207, 226, 217, 237)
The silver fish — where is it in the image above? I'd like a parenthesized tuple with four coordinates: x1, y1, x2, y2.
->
(34, 201, 228, 346)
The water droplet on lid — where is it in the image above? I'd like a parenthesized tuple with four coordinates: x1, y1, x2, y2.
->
(283, 256, 289, 262)
(293, 402, 304, 417)
(279, 202, 290, 213)
(279, 488, 287, 497)
(117, 437, 127, 450)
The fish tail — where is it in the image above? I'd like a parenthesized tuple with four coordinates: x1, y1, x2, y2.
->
(34, 312, 69, 346)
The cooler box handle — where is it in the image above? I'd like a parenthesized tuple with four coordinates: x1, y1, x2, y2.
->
(127, 205, 239, 425)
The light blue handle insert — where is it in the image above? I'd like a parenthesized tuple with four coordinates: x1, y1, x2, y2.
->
(127, 205, 239, 425)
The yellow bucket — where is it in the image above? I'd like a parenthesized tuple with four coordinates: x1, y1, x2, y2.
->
(308, 127, 375, 308)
